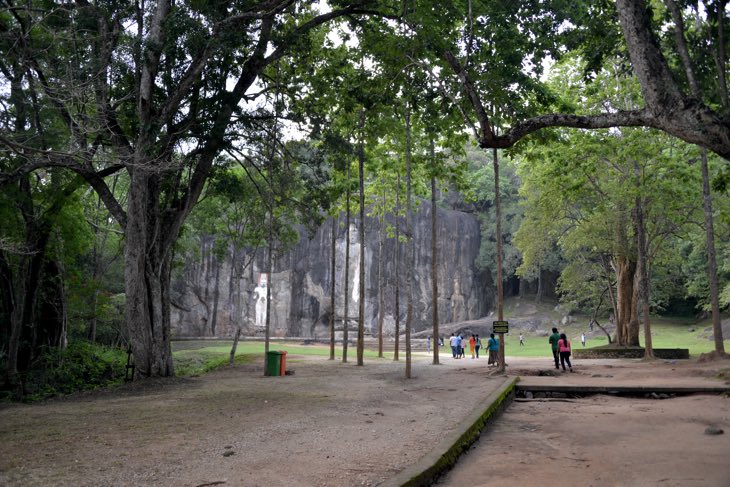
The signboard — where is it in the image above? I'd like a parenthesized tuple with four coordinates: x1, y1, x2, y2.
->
(492, 320, 509, 334)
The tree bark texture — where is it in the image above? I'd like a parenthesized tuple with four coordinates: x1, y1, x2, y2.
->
(125, 170, 175, 378)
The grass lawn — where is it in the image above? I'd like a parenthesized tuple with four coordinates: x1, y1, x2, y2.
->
(172, 340, 397, 375)
(172, 314, 728, 374)
(495, 316, 726, 358)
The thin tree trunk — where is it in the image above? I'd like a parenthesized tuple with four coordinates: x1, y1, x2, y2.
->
(343, 162, 350, 363)
(378, 186, 385, 358)
(700, 151, 726, 354)
(716, 0, 729, 109)
(229, 327, 241, 365)
(264, 151, 273, 370)
(615, 256, 635, 346)
(394, 174, 401, 362)
(357, 110, 366, 366)
(634, 160, 653, 359)
(535, 265, 543, 303)
(602, 255, 620, 337)
(628, 270, 641, 346)
(493, 148, 505, 372)
(430, 139, 440, 365)
(666, 3, 726, 355)
(211, 257, 221, 336)
(405, 103, 413, 379)
(329, 215, 337, 360)
(591, 287, 613, 344)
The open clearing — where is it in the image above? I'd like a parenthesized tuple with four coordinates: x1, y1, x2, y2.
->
(1, 352, 729, 486)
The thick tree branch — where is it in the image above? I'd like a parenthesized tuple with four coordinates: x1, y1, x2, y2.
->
(138, 0, 171, 128)
(443, 50, 494, 144)
(664, 0, 701, 97)
(477, 110, 654, 149)
(615, 0, 685, 113)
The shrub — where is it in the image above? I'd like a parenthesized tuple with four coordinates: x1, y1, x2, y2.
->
(18, 341, 127, 402)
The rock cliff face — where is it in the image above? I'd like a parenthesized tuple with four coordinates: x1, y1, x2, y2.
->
(171, 201, 493, 338)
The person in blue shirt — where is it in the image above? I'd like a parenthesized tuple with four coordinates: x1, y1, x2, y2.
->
(487, 333, 499, 366)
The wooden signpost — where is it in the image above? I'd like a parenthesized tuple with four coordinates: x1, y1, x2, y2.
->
(492, 320, 509, 334)
(493, 321, 508, 371)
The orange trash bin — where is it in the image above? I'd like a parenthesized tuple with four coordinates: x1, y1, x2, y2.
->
(279, 350, 287, 376)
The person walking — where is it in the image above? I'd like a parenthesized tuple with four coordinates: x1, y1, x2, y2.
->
(427, 335, 432, 353)
(558, 333, 573, 372)
(449, 333, 458, 358)
(519, 333, 525, 346)
(487, 333, 499, 366)
(459, 335, 466, 358)
(469, 335, 477, 359)
(549, 327, 561, 370)
(581, 332, 586, 347)
(475, 335, 482, 358)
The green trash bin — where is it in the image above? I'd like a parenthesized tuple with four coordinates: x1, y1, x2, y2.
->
(265, 350, 282, 376)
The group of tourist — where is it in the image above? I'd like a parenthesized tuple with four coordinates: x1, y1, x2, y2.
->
(441, 327, 577, 372)
(447, 332, 500, 365)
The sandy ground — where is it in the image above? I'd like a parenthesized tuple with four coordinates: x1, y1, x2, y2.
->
(1, 351, 729, 487)
(436, 357, 730, 487)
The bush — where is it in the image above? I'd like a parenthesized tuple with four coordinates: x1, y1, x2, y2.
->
(18, 341, 127, 402)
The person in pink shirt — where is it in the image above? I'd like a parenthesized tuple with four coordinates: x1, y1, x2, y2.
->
(558, 333, 573, 372)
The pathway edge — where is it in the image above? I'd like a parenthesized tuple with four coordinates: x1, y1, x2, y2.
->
(381, 376, 518, 487)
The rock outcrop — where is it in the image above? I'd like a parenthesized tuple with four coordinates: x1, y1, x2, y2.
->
(171, 201, 493, 338)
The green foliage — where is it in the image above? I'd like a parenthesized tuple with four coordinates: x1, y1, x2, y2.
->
(466, 145, 524, 277)
(513, 54, 717, 317)
(13, 342, 127, 402)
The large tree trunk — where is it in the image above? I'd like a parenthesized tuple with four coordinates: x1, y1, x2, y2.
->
(614, 0, 730, 159)
(125, 170, 175, 378)
(614, 256, 635, 346)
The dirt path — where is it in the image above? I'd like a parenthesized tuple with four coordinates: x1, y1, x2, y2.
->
(437, 394, 730, 487)
(1, 352, 728, 486)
